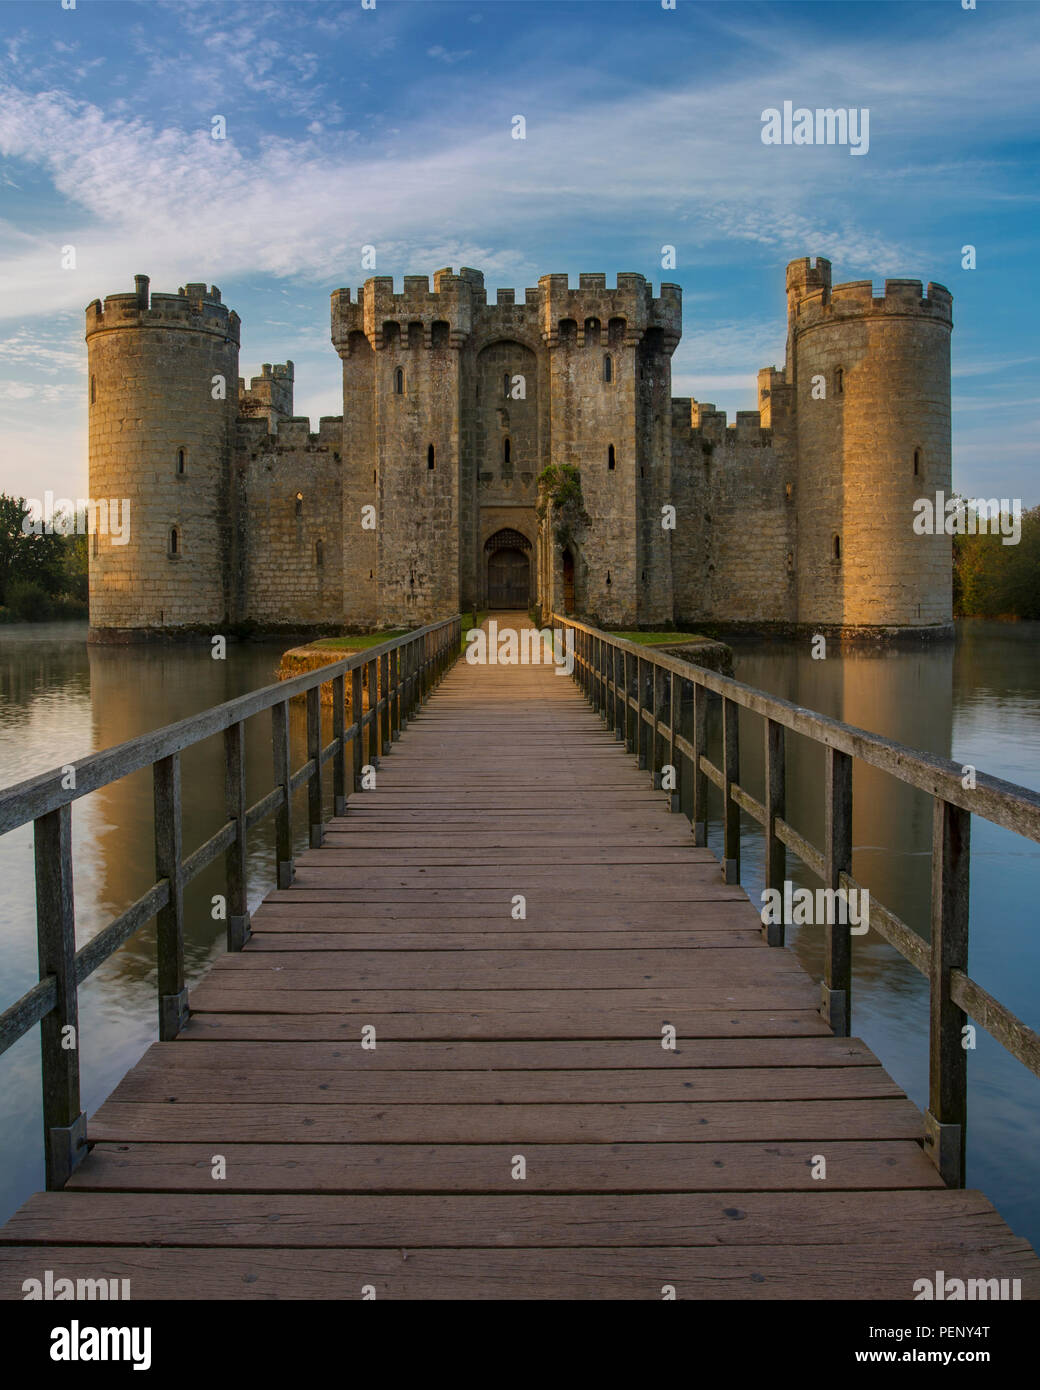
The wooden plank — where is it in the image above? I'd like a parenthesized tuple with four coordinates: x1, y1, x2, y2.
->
(138, 1037, 881, 1070)
(88, 1098, 924, 1144)
(4, 1243, 1039, 1301)
(179, 1009, 832, 1041)
(244, 930, 766, 951)
(106, 1065, 904, 1105)
(67, 1140, 944, 1192)
(185, 986, 820, 1013)
(0, 1189, 1016, 1250)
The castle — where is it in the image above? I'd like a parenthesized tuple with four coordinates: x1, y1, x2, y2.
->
(85, 257, 954, 640)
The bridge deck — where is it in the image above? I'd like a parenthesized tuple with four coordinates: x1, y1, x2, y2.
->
(2, 618, 1038, 1299)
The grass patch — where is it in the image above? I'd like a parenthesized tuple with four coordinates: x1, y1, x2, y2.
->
(460, 611, 487, 650)
(609, 630, 708, 646)
(303, 631, 407, 652)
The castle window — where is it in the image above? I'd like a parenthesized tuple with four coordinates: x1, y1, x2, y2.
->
(608, 316, 626, 348)
(394, 367, 404, 395)
(408, 322, 423, 350)
(503, 438, 511, 465)
(295, 492, 303, 518)
(603, 354, 613, 383)
(835, 367, 844, 395)
(833, 533, 842, 562)
(559, 318, 577, 346)
(608, 444, 616, 470)
(176, 448, 185, 475)
(427, 444, 435, 470)
(503, 372, 511, 399)
(383, 321, 401, 349)
(431, 321, 450, 348)
(90, 375, 96, 405)
(316, 539, 324, 568)
(913, 448, 922, 476)
(168, 527, 180, 557)
(585, 317, 601, 347)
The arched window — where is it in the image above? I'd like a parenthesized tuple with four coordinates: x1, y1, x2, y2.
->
(608, 444, 616, 470)
(431, 320, 450, 348)
(316, 539, 324, 568)
(913, 448, 922, 476)
(168, 527, 180, 557)
(176, 448, 185, 475)
(427, 444, 435, 470)
(835, 367, 844, 395)
(584, 317, 601, 347)
(383, 321, 401, 349)
(503, 438, 511, 464)
(603, 354, 613, 383)
(89, 375, 96, 405)
(394, 367, 404, 395)
(295, 492, 303, 518)
(833, 533, 842, 562)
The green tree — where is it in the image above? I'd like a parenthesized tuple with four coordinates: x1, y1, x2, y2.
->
(0, 493, 74, 606)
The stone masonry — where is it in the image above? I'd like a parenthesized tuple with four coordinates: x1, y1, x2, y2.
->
(86, 257, 954, 640)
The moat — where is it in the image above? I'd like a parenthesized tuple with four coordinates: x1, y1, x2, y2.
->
(0, 620, 1038, 1249)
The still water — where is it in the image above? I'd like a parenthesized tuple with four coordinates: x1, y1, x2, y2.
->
(0, 620, 1038, 1252)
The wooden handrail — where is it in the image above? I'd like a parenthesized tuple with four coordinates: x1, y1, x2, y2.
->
(0, 615, 461, 1188)
(554, 612, 1040, 1189)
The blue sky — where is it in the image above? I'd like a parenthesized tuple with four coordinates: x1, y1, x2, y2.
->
(0, 0, 1037, 504)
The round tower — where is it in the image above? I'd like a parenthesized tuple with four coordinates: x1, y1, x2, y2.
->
(786, 258, 953, 632)
(86, 276, 241, 640)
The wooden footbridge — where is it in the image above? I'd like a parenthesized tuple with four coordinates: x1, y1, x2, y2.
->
(1, 614, 1039, 1300)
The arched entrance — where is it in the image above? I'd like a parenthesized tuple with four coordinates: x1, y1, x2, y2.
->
(485, 528, 532, 609)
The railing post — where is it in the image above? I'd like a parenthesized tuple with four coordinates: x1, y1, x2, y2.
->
(380, 652, 392, 754)
(351, 668, 364, 791)
(34, 804, 87, 1189)
(306, 684, 324, 848)
(821, 746, 853, 1036)
(272, 700, 294, 888)
(154, 753, 188, 1039)
(366, 658, 380, 766)
(721, 697, 741, 885)
(650, 664, 664, 789)
(399, 643, 412, 730)
(666, 671, 680, 812)
(763, 718, 786, 946)
(224, 721, 251, 951)
(691, 681, 708, 847)
(636, 657, 647, 769)
(614, 645, 624, 741)
(390, 649, 401, 741)
(332, 673, 347, 816)
(925, 798, 970, 1187)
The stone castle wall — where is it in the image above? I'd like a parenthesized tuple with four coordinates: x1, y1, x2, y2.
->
(86, 258, 954, 641)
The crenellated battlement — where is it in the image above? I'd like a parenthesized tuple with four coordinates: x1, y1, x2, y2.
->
(670, 398, 773, 450)
(331, 266, 682, 354)
(239, 361, 295, 421)
(790, 274, 953, 332)
(85, 275, 240, 342)
(237, 413, 342, 451)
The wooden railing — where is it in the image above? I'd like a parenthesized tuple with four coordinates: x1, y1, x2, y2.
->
(0, 616, 461, 1190)
(554, 613, 1040, 1187)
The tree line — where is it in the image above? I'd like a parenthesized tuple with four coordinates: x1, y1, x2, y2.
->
(0, 494, 88, 621)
